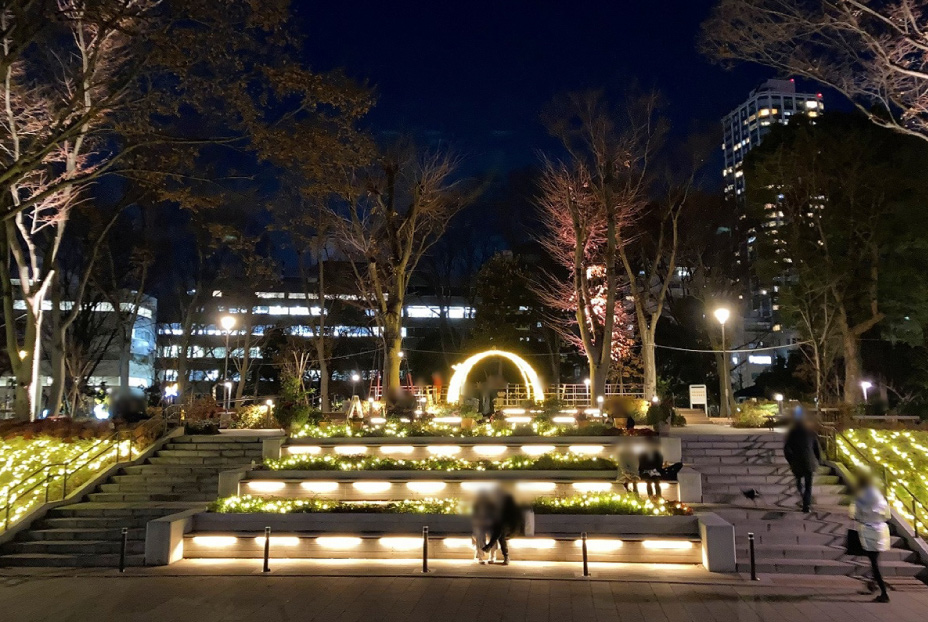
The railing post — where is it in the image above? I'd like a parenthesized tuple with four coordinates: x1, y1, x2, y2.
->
(44, 469, 51, 504)
(119, 527, 128, 573)
(748, 532, 758, 581)
(62, 468, 69, 500)
(581, 532, 589, 577)
(914, 499, 919, 539)
(263, 526, 271, 573)
(422, 526, 429, 573)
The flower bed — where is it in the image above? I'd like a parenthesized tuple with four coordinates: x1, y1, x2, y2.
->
(209, 493, 689, 516)
(263, 453, 617, 472)
(292, 421, 656, 439)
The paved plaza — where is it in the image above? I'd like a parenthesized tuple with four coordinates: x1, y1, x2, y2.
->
(1, 561, 926, 622)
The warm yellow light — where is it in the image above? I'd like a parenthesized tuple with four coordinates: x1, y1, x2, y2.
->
(552, 416, 576, 424)
(247, 481, 286, 493)
(334, 445, 368, 455)
(300, 481, 339, 493)
(406, 481, 447, 494)
(316, 537, 362, 548)
(446, 350, 545, 404)
(380, 445, 415, 455)
(460, 481, 496, 492)
(516, 482, 556, 492)
(502, 408, 526, 415)
(426, 445, 461, 456)
(642, 540, 694, 550)
(569, 445, 604, 455)
(442, 537, 473, 549)
(576, 539, 624, 552)
(220, 315, 236, 331)
(432, 416, 462, 425)
(378, 537, 421, 550)
(192, 536, 237, 547)
(473, 445, 507, 457)
(713, 307, 730, 325)
(522, 444, 556, 456)
(509, 538, 556, 549)
(506, 416, 532, 424)
(370, 417, 386, 424)
(572, 482, 613, 493)
(287, 445, 322, 455)
(352, 481, 392, 493)
(253, 536, 300, 546)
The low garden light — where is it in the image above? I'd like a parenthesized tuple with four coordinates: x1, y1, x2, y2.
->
(774, 393, 784, 416)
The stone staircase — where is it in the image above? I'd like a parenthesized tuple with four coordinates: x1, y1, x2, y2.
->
(676, 408, 714, 425)
(0, 434, 264, 567)
(682, 432, 928, 579)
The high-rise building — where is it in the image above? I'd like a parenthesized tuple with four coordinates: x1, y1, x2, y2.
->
(721, 78, 823, 388)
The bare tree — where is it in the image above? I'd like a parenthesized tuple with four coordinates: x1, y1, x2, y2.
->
(701, 0, 928, 142)
(534, 91, 660, 400)
(330, 145, 472, 403)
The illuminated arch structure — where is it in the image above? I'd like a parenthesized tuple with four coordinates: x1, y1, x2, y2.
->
(446, 350, 545, 404)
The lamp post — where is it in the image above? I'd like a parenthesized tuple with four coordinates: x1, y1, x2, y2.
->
(860, 380, 872, 403)
(774, 393, 784, 417)
(584, 378, 591, 407)
(220, 315, 236, 409)
(714, 307, 731, 419)
(351, 372, 361, 398)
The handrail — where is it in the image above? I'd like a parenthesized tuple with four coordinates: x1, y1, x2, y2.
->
(825, 428, 928, 539)
(1, 411, 177, 532)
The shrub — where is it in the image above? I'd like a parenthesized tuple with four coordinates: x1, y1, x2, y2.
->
(604, 396, 649, 422)
(232, 404, 268, 429)
(646, 402, 673, 427)
(184, 396, 223, 422)
(732, 400, 778, 428)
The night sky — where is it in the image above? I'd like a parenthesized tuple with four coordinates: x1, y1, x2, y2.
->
(296, 0, 775, 176)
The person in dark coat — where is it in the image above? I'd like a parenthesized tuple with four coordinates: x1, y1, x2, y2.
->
(783, 418, 822, 512)
(482, 489, 523, 565)
(638, 439, 664, 498)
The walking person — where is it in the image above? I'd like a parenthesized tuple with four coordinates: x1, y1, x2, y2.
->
(850, 473, 892, 603)
(783, 417, 821, 512)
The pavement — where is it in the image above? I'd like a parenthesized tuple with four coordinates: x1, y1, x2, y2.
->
(1, 559, 926, 622)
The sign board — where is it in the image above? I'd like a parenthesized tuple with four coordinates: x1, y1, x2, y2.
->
(689, 384, 708, 410)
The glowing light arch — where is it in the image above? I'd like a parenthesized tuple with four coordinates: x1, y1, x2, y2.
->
(446, 350, 545, 404)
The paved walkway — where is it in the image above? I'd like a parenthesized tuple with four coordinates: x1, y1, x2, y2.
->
(1, 562, 926, 622)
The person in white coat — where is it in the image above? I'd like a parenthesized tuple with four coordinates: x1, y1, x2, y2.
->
(850, 474, 892, 603)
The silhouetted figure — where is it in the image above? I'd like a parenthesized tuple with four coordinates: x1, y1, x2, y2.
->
(783, 418, 821, 512)
(482, 489, 523, 565)
(851, 473, 891, 603)
(638, 440, 664, 497)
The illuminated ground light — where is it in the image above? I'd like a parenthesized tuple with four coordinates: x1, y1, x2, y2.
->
(379, 537, 422, 550)
(380, 445, 415, 456)
(300, 481, 340, 493)
(572, 482, 613, 493)
(446, 350, 545, 404)
(316, 537, 362, 548)
(426, 445, 461, 456)
(460, 481, 496, 492)
(508, 538, 556, 550)
(502, 408, 526, 415)
(370, 417, 387, 425)
(522, 444, 556, 456)
(552, 416, 576, 424)
(473, 445, 507, 457)
(192, 536, 237, 547)
(247, 481, 286, 493)
(516, 481, 557, 492)
(642, 540, 694, 550)
(352, 481, 392, 493)
(253, 536, 300, 546)
(406, 481, 447, 494)
(432, 416, 462, 425)
(442, 537, 474, 549)
(334, 445, 368, 455)
(286, 445, 321, 455)
(568, 444, 604, 456)
(506, 416, 532, 424)
(576, 539, 624, 552)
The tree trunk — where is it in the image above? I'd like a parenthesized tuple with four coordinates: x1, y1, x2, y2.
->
(641, 331, 657, 400)
(588, 353, 609, 407)
(842, 330, 863, 405)
(315, 336, 329, 412)
(382, 301, 404, 402)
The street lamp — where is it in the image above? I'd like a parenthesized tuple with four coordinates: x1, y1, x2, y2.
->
(351, 372, 361, 397)
(584, 378, 591, 406)
(774, 393, 784, 417)
(223, 381, 232, 412)
(714, 307, 732, 419)
(860, 380, 872, 403)
(219, 315, 236, 408)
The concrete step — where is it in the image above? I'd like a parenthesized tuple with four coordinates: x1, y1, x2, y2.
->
(39, 516, 152, 530)
(157, 449, 263, 459)
(695, 465, 831, 476)
(171, 435, 266, 444)
(4, 540, 146, 556)
(684, 448, 783, 457)
(47, 502, 199, 518)
(688, 456, 790, 466)
(22, 527, 146, 542)
(121, 465, 226, 476)
(0, 553, 146, 567)
(86, 492, 216, 503)
(110, 474, 219, 485)
(736, 543, 918, 562)
(705, 483, 846, 496)
(147, 456, 257, 466)
(99, 483, 215, 494)
(736, 558, 926, 577)
(703, 474, 840, 486)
